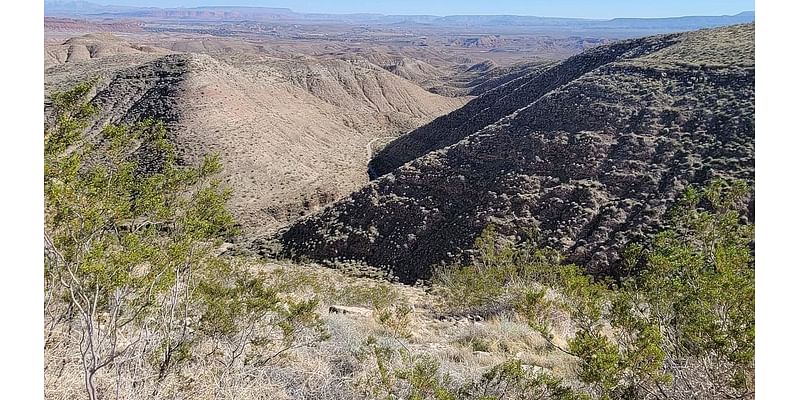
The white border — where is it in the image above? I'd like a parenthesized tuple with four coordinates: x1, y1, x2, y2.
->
(0, 1, 792, 398)
(0, 0, 44, 399)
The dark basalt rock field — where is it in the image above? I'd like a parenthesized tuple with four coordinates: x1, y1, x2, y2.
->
(263, 24, 755, 283)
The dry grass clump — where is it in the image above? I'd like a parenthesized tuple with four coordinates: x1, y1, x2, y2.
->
(446, 315, 577, 377)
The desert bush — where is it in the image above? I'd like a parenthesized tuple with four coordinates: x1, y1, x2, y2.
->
(518, 180, 755, 400)
(434, 180, 754, 400)
(459, 359, 586, 400)
(433, 225, 562, 315)
(376, 303, 414, 340)
(43, 83, 328, 399)
(356, 334, 579, 400)
(327, 280, 414, 339)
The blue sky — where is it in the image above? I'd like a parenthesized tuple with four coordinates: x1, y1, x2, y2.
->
(77, 1, 755, 19)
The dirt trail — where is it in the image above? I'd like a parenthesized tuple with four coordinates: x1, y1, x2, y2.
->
(367, 136, 396, 161)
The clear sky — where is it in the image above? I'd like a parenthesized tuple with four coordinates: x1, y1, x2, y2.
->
(74, 1, 755, 19)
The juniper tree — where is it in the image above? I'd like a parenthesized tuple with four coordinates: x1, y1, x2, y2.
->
(44, 83, 327, 399)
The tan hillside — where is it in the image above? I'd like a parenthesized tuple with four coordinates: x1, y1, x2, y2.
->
(45, 38, 468, 233)
(44, 33, 169, 69)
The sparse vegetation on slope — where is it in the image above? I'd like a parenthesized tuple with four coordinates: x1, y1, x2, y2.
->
(273, 24, 755, 283)
(42, 84, 755, 399)
(43, 19, 756, 400)
(45, 38, 469, 234)
(429, 180, 755, 399)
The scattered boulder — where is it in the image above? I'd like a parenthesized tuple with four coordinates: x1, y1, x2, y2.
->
(328, 305, 373, 317)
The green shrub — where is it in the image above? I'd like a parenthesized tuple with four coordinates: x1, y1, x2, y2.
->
(357, 335, 579, 400)
(460, 359, 586, 400)
(435, 180, 754, 400)
(43, 83, 328, 399)
(528, 180, 754, 400)
(433, 225, 561, 315)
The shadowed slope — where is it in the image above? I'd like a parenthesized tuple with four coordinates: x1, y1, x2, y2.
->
(367, 33, 686, 179)
(272, 24, 755, 283)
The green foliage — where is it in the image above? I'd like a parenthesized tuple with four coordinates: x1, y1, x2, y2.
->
(329, 281, 413, 339)
(357, 336, 580, 400)
(633, 179, 754, 395)
(436, 179, 754, 399)
(197, 271, 280, 337)
(376, 303, 414, 339)
(433, 225, 562, 314)
(278, 297, 330, 349)
(557, 266, 610, 330)
(45, 81, 98, 157)
(43, 82, 327, 399)
(567, 331, 623, 399)
(460, 359, 586, 400)
(549, 179, 754, 399)
(44, 83, 244, 398)
(356, 336, 401, 400)
(513, 288, 557, 344)
(397, 355, 456, 400)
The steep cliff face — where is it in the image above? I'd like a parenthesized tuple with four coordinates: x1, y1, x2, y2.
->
(271, 24, 755, 283)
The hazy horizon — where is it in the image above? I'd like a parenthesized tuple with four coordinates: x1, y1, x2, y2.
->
(46, 0, 755, 20)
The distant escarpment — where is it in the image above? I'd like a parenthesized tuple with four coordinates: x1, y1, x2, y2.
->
(261, 24, 754, 283)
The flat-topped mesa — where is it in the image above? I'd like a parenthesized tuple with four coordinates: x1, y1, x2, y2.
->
(271, 24, 755, 283)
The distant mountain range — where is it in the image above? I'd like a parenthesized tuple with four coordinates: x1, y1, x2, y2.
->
(45, 1, 754, 32)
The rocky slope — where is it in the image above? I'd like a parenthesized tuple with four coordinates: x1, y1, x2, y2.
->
(270, 24, 755, 283)
(45, 36, 468, 233)
(367, 33, 690, 178)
